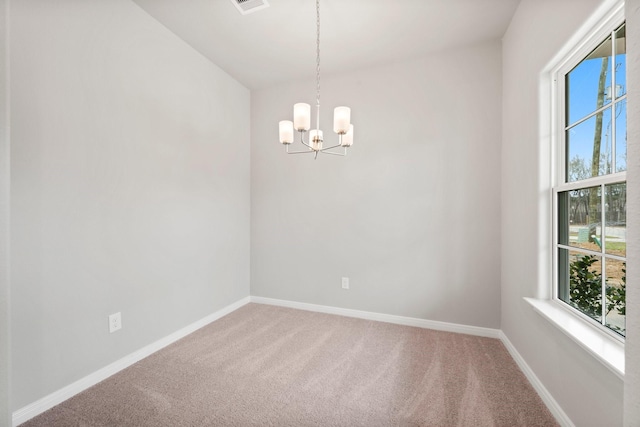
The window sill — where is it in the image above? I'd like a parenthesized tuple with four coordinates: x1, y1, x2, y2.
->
(524, 297, 624, 379)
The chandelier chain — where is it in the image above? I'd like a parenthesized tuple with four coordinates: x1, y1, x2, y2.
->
(315, 0, 321, 108)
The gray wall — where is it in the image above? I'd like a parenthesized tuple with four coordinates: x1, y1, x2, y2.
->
(625, 0, 640, 424)
(251, 41, 502, 329)
(0, 0, 10, 423)
(501, 0, 625, 425)
(10, 0, 250, 409)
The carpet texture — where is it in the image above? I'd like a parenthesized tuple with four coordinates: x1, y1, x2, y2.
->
(22, 303, 558, 426)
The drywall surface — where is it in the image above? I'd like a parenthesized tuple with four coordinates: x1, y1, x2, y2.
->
(10, 0, 250, 409)
(502, 0, 624, 425)
(0, 0, 10, 424)
(625, 0, 640, 424)
(251, 41, 502, 329)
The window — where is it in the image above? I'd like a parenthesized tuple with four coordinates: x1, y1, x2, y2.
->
(554, 18, 627, 338)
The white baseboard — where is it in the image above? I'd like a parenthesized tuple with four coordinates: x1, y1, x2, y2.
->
(12, 296, 251, 427)
(250, 296, 501, 338)
(499, 331, 574, 427)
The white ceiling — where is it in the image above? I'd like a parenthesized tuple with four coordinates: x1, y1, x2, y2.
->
(132, 0, 521, 90)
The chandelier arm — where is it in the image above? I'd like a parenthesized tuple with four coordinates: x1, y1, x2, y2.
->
(287, 150, 316, 155)
(299, 140, 313, 149)
(319, 143, 343, 151)
(286, 146, 315, 154)
(299, 132, 312, 149)
(319, 149, 346, 157)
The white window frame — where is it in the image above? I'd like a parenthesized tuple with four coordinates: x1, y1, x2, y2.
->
(550, 5, 626, 343)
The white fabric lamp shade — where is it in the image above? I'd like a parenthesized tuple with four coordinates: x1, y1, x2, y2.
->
(293, 103, 311, 131)
(309, 129, 323, 141)
(310, 129, 323, 150)
(279, 120, 294, 144)
(333, 106, 351, 134)
(341, 125, 354, 147)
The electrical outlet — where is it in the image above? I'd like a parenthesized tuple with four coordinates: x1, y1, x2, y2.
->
(341, 277, 349, 289)
(108, 312, 122, 333)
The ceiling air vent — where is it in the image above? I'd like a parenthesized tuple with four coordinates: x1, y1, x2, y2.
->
(229, 0, 270, 15)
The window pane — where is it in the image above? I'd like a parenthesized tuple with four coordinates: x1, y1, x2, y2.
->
(560, 187, 601, 250)
(605, 258, 625, 336)
(604, 182, 626, 257)
(566, 35, 612, 125)
(615, 98, 627, 172)
(558, 248, 570, 302)
(566, 108, 611, 182)
(558, 191, 569, 246)
(559, 250, 603, 322)
(614, 24, 626, 98)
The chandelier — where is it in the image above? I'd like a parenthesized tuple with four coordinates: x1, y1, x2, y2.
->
(278, 0, 354, 159)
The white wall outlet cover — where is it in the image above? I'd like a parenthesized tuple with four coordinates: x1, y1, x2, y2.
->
(108, 312, 122, 333)
(341, 277, 349, 289)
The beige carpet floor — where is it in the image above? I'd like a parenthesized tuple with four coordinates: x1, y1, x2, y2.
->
(22, 303, 558, 426)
